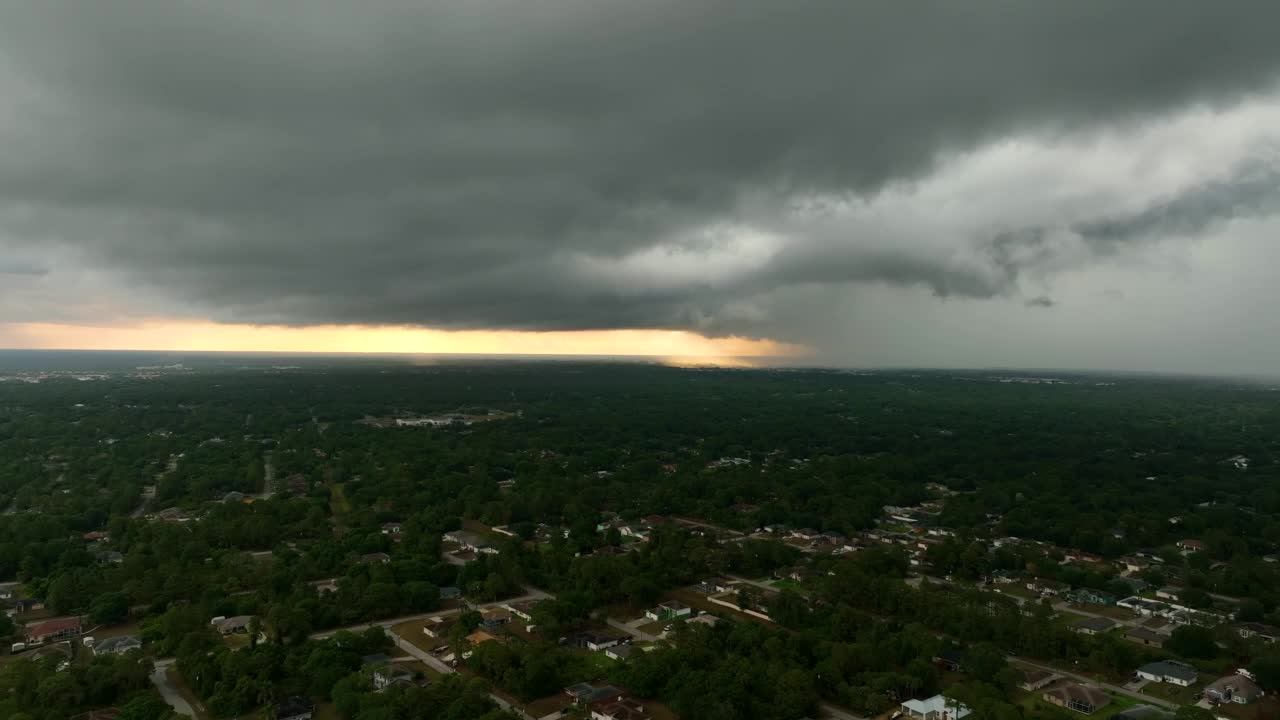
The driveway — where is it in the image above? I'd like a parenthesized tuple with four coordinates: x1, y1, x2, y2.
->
(150, 658, 196, 718)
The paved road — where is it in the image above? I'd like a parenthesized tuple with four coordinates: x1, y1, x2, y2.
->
(387, 622, 536, 720)
(151, 658, 197, 718)
(673, 517, 745, 537)
(309, 587, 551, 640)
(1009, 657, 1178, 710)
(607, 617, 658, 642)
(248, 451, 275, 500)
(725, 573, 782, 592)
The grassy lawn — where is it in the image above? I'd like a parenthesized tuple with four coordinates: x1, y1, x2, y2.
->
(328, 482, 351, 515)
(637, 620, 667, 636)
(391, 619, 446, 653)
(314, 703, 342, 720)
(772, 578, 803, 592)
(585, 650, 615, 674)
(998, 585, 1040, 600)
(1142, 680, 1201, 704)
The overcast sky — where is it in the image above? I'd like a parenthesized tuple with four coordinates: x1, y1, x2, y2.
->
(2, 2, 1280, 373)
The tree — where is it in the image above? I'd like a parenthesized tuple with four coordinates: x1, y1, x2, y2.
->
(1177, 588, 1212, 609)
(1248, 655, 1280, 692)
(1167, 625, 1219, 659)
(89, 591, 130, 625)
(118, 694, 178, 720)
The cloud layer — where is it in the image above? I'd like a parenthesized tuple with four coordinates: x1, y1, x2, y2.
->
(2, 2, 1280, 368)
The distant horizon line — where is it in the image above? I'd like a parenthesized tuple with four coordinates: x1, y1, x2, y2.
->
(1, 346, 1276, 383)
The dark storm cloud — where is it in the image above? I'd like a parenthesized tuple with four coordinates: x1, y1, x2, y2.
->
(1024, 296, 1056, 309)
(1, 1, 1280, 335)
(1075, 163, 1280, 249)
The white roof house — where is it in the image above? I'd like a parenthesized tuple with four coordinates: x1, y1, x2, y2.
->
(901, 695, 972, 720)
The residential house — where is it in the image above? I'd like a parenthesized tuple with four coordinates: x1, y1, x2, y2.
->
(605, 644, 634, 661)
(82, 531, 109, 542)
(900, 695, 971, 720)
(820, 531, 848, 545)
(1118, 597, 1168, 617)
(790, 528, 821, 542)
(687, 614, 721, 628)
(591, 697, 648, 720)
(503, 600, 539, 623)
(443, 530, 497, 554)
(93, 635, 142, 655)
(1155, 587, 1181, 601)
(1177, 539, 1205, 554)
(1067, 589, 1117, 607)
(695, 577, 734, 595)
(618, 524, 650, 542)
(1237, 622, 1279, 643)
(1125, 628, 1167, 649)
(439, 586, 461, 600)
(24, 617, 82, 645)
(565, 683, 623, 705)
(565, 630, 626, 652)
(933, 648, 965, 672)
(1018, 669, 1059, 692)
(1072, 617, 1117, 636)
(212, 615, 254, 635)
(360, 552, 391, 565)
(1042, 683, 1111, 715)
(372, 662, 416, 691)
(1204, 675, 1264, 705)
(480, 608, 511, 631)
(276, 696, 315, 720)
(645, 601, 692, 622)
(1136, 660, 1197, 686)
(422, 616, 455, 639)
(1118, 557, 1150, 574)
(1026, 579, 1068, 597)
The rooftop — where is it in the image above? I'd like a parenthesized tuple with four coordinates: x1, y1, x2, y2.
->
(1138, 660, 1198, 683)
(902, 695, 971, 719)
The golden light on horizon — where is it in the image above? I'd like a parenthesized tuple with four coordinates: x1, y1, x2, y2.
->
(0, 320, 805, 359)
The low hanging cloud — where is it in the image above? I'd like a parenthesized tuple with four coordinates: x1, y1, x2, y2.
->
(1, 1, 1280, 355)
